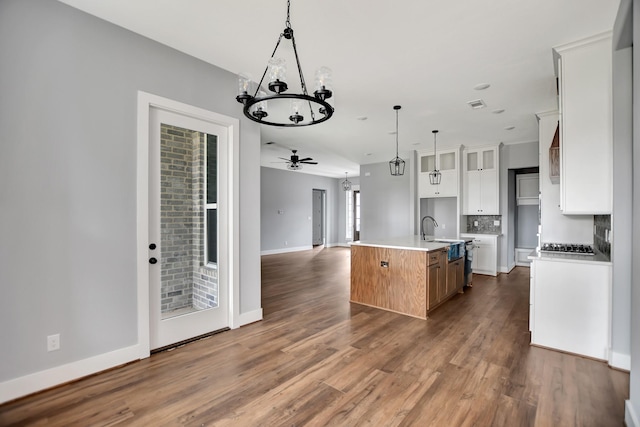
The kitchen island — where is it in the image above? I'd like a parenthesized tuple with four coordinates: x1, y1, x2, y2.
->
(350, 236, 465, 319)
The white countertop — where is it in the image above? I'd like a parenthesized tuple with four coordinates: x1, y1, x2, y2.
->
(527, 249, 611, 265)
(351, 235, 456, 252)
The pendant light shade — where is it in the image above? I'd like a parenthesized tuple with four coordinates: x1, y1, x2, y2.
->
(429, 130, 441, 185)
(235, 0, 334, 127)
(342, 172, 352, 191)
(389, 105, 405, 176)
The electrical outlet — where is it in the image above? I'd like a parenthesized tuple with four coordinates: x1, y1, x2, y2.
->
(47, 334, 60, 352)
(473, 221, 479, 227)
(284, 241, 288, 246)
(494, 220, 500, 226)
(441, 224, 446, 229)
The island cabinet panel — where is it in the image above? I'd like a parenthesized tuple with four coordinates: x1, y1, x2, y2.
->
(351, 245, 428, 319)
(351, 245, 457, 318)
(350, 246, 391, 309)
(446, 257, 464, 297)
(387, 250, 427, 317)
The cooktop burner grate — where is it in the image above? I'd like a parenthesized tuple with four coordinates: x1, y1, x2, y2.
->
(540, 243, 595, 255)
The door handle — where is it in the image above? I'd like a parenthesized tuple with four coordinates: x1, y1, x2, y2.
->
(149, 257, 158, 264)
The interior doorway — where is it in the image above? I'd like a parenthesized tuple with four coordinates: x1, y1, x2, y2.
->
(312, 189, 326, 246)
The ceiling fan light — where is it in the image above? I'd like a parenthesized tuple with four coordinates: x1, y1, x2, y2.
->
(287, 162, 301, 171)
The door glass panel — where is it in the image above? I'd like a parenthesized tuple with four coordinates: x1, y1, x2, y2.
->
(160, 124, 218, 320)
(439, 152, 455, 170)
(421, 155, 435, 172)
(467, 152, 478, 171)
(482, 149, 494, 169)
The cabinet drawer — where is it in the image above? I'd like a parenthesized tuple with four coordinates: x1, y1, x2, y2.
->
(428, 250, 443, 266)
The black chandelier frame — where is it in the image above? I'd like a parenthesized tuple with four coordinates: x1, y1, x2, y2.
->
(236, 0, 334, 127)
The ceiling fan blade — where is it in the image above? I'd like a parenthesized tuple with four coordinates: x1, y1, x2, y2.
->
(298, 157, 313, 162)
(300, 161, 318, 164)
(277, 157, 291, 161)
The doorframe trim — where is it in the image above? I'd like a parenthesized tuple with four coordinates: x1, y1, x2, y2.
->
(136, 91, 240, 359)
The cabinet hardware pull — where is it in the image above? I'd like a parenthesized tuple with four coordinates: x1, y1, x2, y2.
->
(380, 261, 389, 268)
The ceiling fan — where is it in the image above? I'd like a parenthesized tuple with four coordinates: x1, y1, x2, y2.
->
(279, 149, 317, 170)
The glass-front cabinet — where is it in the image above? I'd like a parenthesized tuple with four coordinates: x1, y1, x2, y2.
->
(418, 148, 460, 198)
(462, 145, 500, 215)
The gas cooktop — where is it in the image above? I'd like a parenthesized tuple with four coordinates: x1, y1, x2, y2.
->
(540, 243, 595, 255)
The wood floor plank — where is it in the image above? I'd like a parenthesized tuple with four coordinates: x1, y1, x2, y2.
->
(0, 247, 629, 426)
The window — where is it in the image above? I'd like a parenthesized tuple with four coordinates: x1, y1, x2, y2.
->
(206, 134, 217, 265)
(346, 190, 353, 239)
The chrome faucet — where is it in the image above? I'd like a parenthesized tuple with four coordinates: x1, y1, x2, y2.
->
(421, 215, 439, 240)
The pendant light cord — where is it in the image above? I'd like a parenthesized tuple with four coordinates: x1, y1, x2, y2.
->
(396, 108, 399, 156)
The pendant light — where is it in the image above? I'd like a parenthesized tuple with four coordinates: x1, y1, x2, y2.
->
(235, 0, 334, 127)
(342, 172, 352, 191)
(429, 130, 441, 185)
(389, 105, 405, 176)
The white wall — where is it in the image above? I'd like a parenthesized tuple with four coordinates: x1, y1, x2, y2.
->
(0, 0, 261, 399)
(360, 161, 415, 241)
(261, 167, 340, 253)
(537, 112, 594, 244)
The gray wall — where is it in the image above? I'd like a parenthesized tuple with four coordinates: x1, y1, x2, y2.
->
(617, 0, 640, 420)
(261, 167, 339, 252)
(612, 41, 633, 370)
(0, 0, 261, 384)
(360, 161, 415, 240)
(419, 197, 458, 238)
(499, 142, 539, 270)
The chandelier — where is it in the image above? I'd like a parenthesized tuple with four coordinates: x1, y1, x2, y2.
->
(429, 130, 441, 185)
(342, 172, 352, 191)
(235, 0, 334, 127)
(389, 105, 405, 176)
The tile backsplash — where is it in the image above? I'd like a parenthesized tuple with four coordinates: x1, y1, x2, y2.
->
(594, 214, 611, 260)
(466, 215, 502, 234)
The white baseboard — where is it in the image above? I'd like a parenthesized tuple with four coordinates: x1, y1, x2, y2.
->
(261, 245, 312, 255)
(609, 350, 631, 371)
(627, 400, 639, 427)
(0, 344, 142, 404)
(499, 263, 516, 274)
(235, 308, 263, 328)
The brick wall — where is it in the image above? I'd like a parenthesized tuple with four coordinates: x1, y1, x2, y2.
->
(160, 124, 217, 314)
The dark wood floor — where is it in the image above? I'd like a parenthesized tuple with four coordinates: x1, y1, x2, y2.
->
(0, 247, 629, 426)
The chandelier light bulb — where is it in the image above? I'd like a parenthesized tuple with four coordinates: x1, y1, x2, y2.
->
(267, 57, 288, 94)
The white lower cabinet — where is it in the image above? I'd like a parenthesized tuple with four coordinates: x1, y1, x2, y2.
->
(530, 257, 611, 360)
(461, 233, 499, 276)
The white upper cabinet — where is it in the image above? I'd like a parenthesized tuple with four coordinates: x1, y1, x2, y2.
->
(462, 145, 500, 215)
(554, 32, 612, 214)
(418, 147, 460, 198)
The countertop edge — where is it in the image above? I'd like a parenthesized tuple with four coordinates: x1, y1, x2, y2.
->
(527, 249, 612, 265)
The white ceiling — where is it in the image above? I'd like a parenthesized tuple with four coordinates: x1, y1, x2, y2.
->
(59, 0, 619, 178)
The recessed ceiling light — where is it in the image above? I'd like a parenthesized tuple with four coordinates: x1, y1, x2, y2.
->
(492, 109, 505, 114)
(265, 141, 275, 145)
(474, 83, 491, 90)
(356, 116, 368, 121)
(467, 99, 486, 109)
(505, 125, 515, 130)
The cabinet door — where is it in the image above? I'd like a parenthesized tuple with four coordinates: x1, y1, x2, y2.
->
(419, 154, 438, 198)
(446, 258, 462, 296)
(464, 170, 482, 214)
(427, 263, 440, 309)
(479, 168, 498, 214)
(350, 246, 390, 308)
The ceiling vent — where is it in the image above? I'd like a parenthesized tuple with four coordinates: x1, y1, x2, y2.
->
(467, 99, 486, 109)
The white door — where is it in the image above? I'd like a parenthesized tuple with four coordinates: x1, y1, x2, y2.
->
(148, 107, 229, 350)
